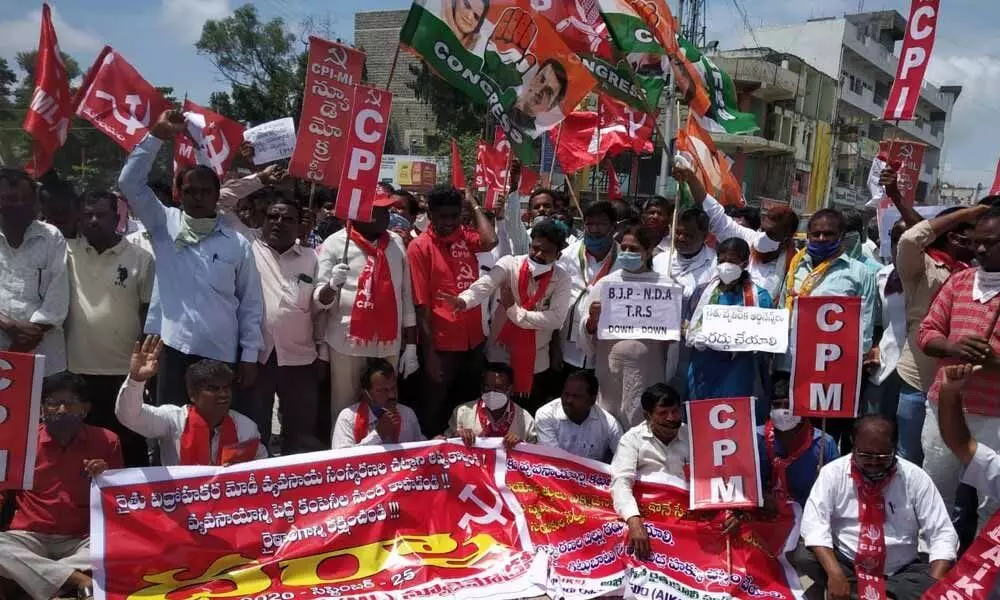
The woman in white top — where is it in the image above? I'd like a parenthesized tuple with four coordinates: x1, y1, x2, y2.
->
(580, 225, 678, 428)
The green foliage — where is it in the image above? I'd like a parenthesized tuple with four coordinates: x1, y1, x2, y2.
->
(196, 4, 304, 125)
(406, 61, 483, 139)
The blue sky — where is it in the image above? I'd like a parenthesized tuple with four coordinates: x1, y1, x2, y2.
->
(2, 0, 997, 188)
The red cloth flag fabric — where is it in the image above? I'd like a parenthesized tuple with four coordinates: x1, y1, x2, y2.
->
(450, 138, 467, 189)
(518, 167, 540, 195)
(174, 99, 245, 178)
(604, 160, 623, 200)
(884, 0, 939, 120)
(599, 95, 655, 155)
(74, 47, 172, 152)
(548, 105, 642, 174)
(676, 114, 743, 207)
(23, 3, 72, 177)
(991, 156, 1000, 197)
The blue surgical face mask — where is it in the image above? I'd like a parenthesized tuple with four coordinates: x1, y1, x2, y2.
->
(618, 251, 644, 272)
(806, 238, 842, 261)
(584, 233, 612, 255)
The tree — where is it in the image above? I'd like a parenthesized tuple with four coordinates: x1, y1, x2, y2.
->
(406, 61, 485, 140)
(196, 4, 304, 125)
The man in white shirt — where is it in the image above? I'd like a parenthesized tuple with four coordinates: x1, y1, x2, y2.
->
(331, 359, 424, 448)
(444, 362, 537, 446)
(0, 168, 69, 375)
(557, 201, 619, 372)
(610, 383, 689, 560)
(115, 335, 267, 466)
(442, 219, 572, 410)
(315, 194, 417, 421)
(798, 415, 956, 600)
(535, 370, 622, 462)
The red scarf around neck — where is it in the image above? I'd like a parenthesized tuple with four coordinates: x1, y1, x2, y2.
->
(353, 396, 400, 443)
(476, 398, 515, 437)
(498, 259, 554, 394)
(850, 460, 896, 600)
(926, 247, 969, 274)
(179, 405, 251, 465)
(348, 228, 399, 344)
(764, 420, 814, 502)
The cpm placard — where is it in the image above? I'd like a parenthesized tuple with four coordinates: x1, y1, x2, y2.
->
(288, 37, 365, 186)
(334, 84, 393, 223)
(596, 280, 683, 341)
(884, 0, 939, 120)
(0, 352, 45, 490)
(686, 397, 762, 510)
(790, 296, 863, 419)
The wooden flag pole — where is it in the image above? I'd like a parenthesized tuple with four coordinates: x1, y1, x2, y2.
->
(594, 101, 602, 203)
(725, 535, 733, 590)
(563, 174, 584, 219)
(818, 417, 829, 472)
(340, 221, 354, 264)
(665, 99, 683, 284)
(308, 182, 317, 211)
(548, 124, 563, 187)
(386, 44, 402, 91)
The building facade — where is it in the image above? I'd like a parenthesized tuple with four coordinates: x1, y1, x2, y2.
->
(742, 11, 962, 208)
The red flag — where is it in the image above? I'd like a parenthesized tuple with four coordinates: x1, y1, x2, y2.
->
(884, 0, 939, 120)
(174, 100, 245, 178)
(23, 4, 72, 177)
(548, 109, 636, 174)
(474, 128, 511, 210)
(74, 47, 172, 152)
(991, 157, 1000, 197)
(599, 96, 655, 155)
(334, 85, 393, 223)
(450, 138, 466, 189)
(518, 167, 540, 196)
(878, 139, 925, 207)
(288, 37, 365, 186)
(604, 160, 623, 200)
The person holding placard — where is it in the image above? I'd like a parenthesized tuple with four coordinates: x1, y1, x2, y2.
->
(674, 159, 798, 299)
(610, 383, 689, 560)
(439, 219, 571, 410)
(685, 237, 773, 402)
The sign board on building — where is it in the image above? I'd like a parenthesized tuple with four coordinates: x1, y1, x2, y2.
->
(379, 154, 449, 192)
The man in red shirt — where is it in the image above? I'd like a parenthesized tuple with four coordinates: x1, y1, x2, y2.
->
(0, 372, 121, 600)
(919, 205, 1000, 533)
(408, 185, 497, 435)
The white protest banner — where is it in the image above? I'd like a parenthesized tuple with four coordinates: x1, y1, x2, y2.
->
(878, 204, 947, 258)
(597, 281, 683, 341)
(701, 305, 790, 354)
(243, 117, 296, 165)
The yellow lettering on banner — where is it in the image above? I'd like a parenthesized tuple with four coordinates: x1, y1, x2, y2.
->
(279, 533, 497, 586)
(127, 555, 269, 600)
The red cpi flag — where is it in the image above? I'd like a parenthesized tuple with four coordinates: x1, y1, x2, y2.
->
(604, 160, 623, 200)
(23, 3, 72, 177)
(686, 397, 762, 511)
(174, 100, 245, 178)
(0, 352, 45, 491)
(334, 85, 393, 223)
(450, 138, 466, 189)
(289, 37, 365, 186)
(879, 139, 926, 207)
(517, 166, 540, 195)
(599, 95, 655, 155)
(989, 156, 1000, 197)
(790, 296, 863, 419)
(884, 0, 939, 120)
(923, 511, 1000, 600)
(549, 108, 639, 174)
(74, 47, 172, 152)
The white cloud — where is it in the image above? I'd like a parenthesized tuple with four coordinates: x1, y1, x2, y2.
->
(0, 6, 102, 57)
(159, 0, 231, 45)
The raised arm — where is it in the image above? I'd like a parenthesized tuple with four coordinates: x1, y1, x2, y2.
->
(879, 163, 923, 228)
(115, 336, 177, 440)
(937, 364, 980, 465)
(468, 187, 498, 251)
(118, 111, 186, 235)
(506, 268, 573, 330)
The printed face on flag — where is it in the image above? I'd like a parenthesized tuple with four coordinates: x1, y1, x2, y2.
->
(402, 0, 597, 159)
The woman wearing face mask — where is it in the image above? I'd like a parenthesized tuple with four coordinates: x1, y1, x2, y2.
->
(757, 396, 838, 509)
(439, 219, 572, 411)
(686, 238, 773, 401)
(579, 225, 677, 428)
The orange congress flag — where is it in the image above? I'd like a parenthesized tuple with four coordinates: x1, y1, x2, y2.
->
(677, 114, 743, 207)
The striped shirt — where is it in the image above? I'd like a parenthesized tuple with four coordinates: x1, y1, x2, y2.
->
(918, 268, 1000, 415)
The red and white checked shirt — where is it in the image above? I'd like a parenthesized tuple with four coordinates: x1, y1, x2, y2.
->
(918, 268, 1000, 416)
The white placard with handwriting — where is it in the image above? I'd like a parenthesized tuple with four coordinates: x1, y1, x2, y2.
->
(700, 305, 789, 353)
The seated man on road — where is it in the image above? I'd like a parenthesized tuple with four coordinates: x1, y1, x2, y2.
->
(610, 383, 689, 561)
(445, 362, 537, 447)
(758, 396, 839, 509)
(535, 370, 623, 462)
(115, 335, 267, 466)
(332, 359, 424, 448)
(798, 415, 957, 600)
(0, 373, 121, 600)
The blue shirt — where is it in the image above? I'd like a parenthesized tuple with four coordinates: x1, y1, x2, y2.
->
(686, 281, 773, 400)
(756, 425, 839, 507)
(119, 135, 264, 363)
(778, 253, 877, 371)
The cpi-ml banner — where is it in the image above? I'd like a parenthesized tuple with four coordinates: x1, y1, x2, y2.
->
(92, 441, 802, 600)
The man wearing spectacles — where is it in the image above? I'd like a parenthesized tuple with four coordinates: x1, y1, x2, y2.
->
(796, 415, 956, 600)
(0, 373, 122, 600)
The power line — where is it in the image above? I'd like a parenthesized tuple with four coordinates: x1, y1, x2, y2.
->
(730, 0, 762, 49)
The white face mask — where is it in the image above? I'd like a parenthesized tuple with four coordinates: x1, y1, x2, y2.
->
(527, 256, 553, 277)
(717, 262, 743, 285)
(770, 408, 802, 432)
(414, 213, 429, 232)
(482, 391, 508, 411)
